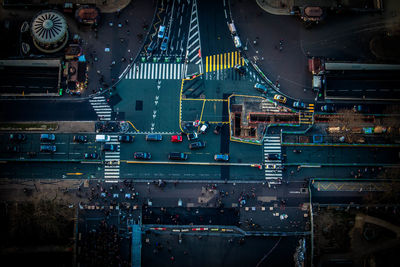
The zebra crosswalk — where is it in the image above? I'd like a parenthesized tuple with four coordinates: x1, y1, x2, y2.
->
(125, 63, 184, 80)
(205, 51, 244, 73)
(186, 0, 202, 65)
(104, 135, 120, 181)
(263, 135, 282, 185)
(260, 100, 282, 113)
(89, 96, 112, 121)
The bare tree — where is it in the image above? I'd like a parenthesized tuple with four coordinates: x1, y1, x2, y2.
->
(328, 109, 365, 143)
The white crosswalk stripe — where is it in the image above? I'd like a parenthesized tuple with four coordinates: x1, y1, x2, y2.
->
(125, 63, 183, 80)
(89, 96, 112, 121)
(260, 100, 281, 113)
(104, 135, 120, 180)
(263, 135, 282, 184)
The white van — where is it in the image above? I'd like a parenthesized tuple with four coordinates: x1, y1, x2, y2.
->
(228, 22, 236, 34)
(95, 135, 110, 142)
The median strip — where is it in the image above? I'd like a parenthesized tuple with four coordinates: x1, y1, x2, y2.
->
(125, 161, 262, 167)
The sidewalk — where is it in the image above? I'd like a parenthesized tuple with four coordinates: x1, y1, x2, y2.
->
(255, 0, 293, 15)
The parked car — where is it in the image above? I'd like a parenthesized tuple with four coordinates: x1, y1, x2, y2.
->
(199, 122, 209, 134)
(84, 153, 98, 159)
(73, 135, 88, 143)
(160, 36, 169, 51)
(158, 25, 166, 38)
(40, 133, 55, 142)
(102, 144, 117, 151)
(293, 101, 306, 109)
(234, 64, 246, 75)
(266, 153, 281, 160)
(6, 145, 19, 153)
(189, 140, 206, 150)
(134, 152, 152, 160)
(171, 135, 183, 143)
(354, 105, 368, 113)
(146, 134, 162, 141)
(214, 124, 222, 135)
(254, 83, 267, 94)
(147, 41, 156, 53)
(214, 154, 229, 161)
(9, 133, 25, 142)
(40, 145, 56, 153)
(187, 132, 198, 141)
(321, 104, 335, 112)
(168, 152, 188, 160)
(118, 135, 135, 143)
(273, 94, 287, 104)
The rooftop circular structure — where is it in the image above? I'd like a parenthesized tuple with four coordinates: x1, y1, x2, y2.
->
(31, 10, 68, 53)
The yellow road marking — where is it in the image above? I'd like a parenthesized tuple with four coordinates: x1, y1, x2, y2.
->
(126, 120, 139, 132)
(224, 53, 226, 69)
(206, 56, 208, 72)
(179, 79, 185, 132)
(199, 99, 206, 124)
(213, 55, 215, 72)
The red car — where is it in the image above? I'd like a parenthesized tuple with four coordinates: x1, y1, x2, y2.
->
(171, 135, 183, 143)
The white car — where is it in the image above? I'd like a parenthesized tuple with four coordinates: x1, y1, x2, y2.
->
(234, 36, 242, 48)
(158, 25, 166, 38)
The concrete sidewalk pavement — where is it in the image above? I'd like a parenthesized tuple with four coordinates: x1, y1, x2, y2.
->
(255, 0, 293, 15)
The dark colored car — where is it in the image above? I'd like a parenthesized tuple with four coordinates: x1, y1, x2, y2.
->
(73, 135, 88, 143)
(6, 145, 19, 153)
(168, 152, 188, 160)
(254, 83, 267, 94)
(321, 105, 335, 112)
(102, 144, 118, 151)
(189, 140, 206, 150)
(40, 145, 56, 153)
(9, 134, 26, 142)
(354, 105, 368, 113)
(266, 153, 281, 160)
(146, 134, 162, 141)
(234, 64, 246, 75)
(187, 132, 198, 141)
(293, 101, 306, 109)
(134, 152, 152, 160)
(40, 133, 55, 142)
(84, 153, 98, 159)
(118, 135, 135, 143)
(214, 124, 222, 135)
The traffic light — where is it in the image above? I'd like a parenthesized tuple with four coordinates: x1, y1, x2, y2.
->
(59, 89, 63, 96)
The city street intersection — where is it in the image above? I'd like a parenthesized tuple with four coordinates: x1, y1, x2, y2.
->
(1, 0, 400, 266)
